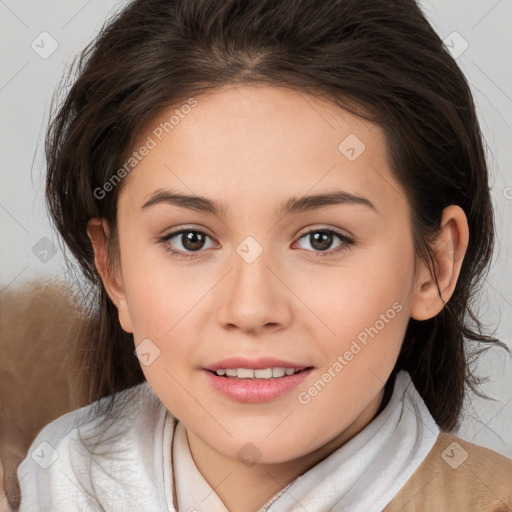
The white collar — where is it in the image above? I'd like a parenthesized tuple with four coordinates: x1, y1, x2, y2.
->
(163, 370, 439, 512)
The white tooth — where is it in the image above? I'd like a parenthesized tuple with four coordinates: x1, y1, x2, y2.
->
(254, 368, 273, 379)
(217, 367, 301, 378)
(237, 368, 255, 379)
(272, 367, 286, 378)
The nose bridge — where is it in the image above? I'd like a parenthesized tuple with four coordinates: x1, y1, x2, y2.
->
(216, 234, 290, 332)
(231, 234, 275, 303)
(233, 237, 272, 291)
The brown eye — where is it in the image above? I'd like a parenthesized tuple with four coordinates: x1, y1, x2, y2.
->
(160, 229, 216, 258)
(295, 229, 354, 257)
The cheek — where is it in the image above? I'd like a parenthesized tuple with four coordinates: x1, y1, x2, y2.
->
(118, 240, 205, 388)
(307, 252, 412, 312)
(119, 235, 197, 335)
(122, 258, 203, 413)
(293, 245, 413, 363)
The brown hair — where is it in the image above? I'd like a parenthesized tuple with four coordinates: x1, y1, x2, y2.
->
(45, 0, 505, 431)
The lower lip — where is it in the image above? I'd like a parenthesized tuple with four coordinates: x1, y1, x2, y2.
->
(203, 368, 313, 403)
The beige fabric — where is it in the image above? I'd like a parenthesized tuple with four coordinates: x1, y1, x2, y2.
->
(0, 280, 85, 510)
(383, 431, 512, 512)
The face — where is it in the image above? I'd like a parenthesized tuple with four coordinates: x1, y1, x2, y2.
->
(102, 84, 425, 466)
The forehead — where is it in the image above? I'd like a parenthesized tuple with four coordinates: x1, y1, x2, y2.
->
(118, 84, 408, 219)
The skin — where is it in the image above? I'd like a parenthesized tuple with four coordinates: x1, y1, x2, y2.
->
(86, 84, 469, 512)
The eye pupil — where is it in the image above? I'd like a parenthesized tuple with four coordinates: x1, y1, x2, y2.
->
(311, 231, 333, 251)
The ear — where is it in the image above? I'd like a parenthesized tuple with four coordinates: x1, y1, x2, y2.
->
(410, 205, 469, 321)
(86, 217, 133, 333)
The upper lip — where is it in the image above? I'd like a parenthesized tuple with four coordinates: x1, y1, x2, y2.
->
(203, 357, 311, 372)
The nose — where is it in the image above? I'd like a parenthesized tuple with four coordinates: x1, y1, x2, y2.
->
(216, 245, 292, 335)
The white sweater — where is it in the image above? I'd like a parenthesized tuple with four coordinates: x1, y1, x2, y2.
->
(17, 370, 439, 511)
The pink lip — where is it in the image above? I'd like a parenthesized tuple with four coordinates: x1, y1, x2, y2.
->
(203, 367, 314, 403)
(203, 356, 308, 372)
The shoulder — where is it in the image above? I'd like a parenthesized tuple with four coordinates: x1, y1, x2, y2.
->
(384, 431, 512, 512)
(17, 381, 169, 512)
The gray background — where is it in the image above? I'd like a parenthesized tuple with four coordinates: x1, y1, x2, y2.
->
(1, 0, 511, 457)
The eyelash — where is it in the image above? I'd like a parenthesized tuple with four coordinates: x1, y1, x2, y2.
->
(158, 227, 354, 261)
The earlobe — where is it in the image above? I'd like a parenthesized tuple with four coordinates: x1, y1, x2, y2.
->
(86, 217, 133, 333)
(410, 205, 469, 321)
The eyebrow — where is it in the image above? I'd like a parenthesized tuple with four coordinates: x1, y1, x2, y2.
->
(141, 188, 378, 217)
